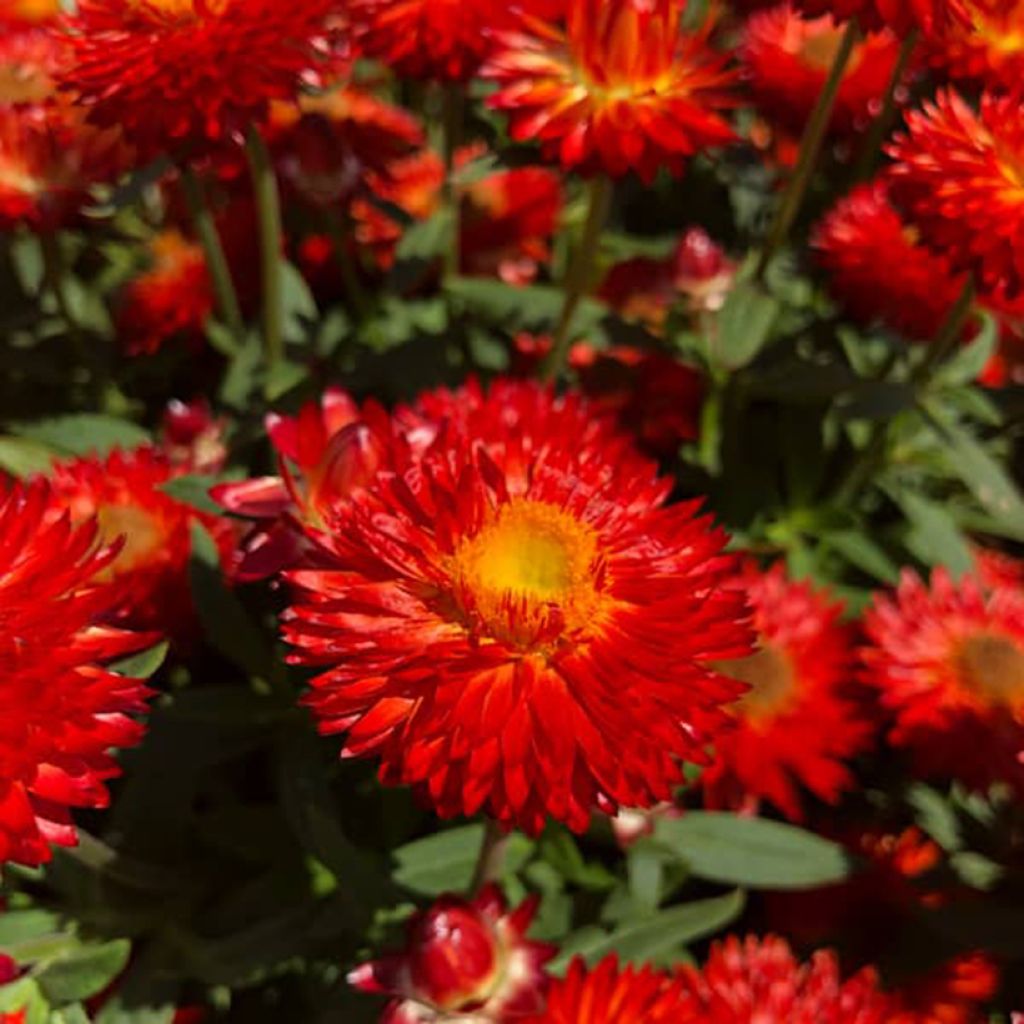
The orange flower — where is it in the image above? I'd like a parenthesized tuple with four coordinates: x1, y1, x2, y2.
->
(283, 380, 751, 834)
(889, 952, 999, 1024)
(0, 480, 153, 868)
(45, 446, 235, 635)
(522, 956, 692, 1023)
(704, 563, 871, 821)
(483, 0, 737, 182)
(924, 0, 1024, 91)
(61, 0, 337, 160)
(349, 0, 512, 81)
(887, 88, 1024, 299)
(862, 567, 1024, 794)
(0, 0, 60, 25)
(0, 23, 65, 105)
(741, 5, 905, 138)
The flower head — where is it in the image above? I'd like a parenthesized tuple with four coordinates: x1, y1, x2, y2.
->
(888, 952, 999, 1024)
(0, 480, 153, 868)
(0, 24, 65, 105)
(484, 0, 737, 182)
(522, 955, 692, 1023)
(283, 380, 751, 834)
(741, 5, 904, 138)
(61, 0, 337, 161)
(887, 88, 1024, 299)
(862, 567, 1024, 794)
(924, 0, 1024, 91)
(676, 934, 891, 1023)
(45, 446, 235, 635)
(349, 884, 553, 1022)
(704, 563, 870, 821)
(793, 0, 946, 34)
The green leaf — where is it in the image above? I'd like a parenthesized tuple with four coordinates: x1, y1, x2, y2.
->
(53, 1006, 92, 1024)
(892, 490, 974, 577)
(36, 939, 131, 1004)
(654, 812, 852, 889)
(393, 825, 533, 896)
(712, 281, 779, 370)
(835, 382, 916, 422)
(280, 260, 318, 344)
(908, 783, 962, 851)
(110, 641, 169, 680)
(9, 415, 150, 456)
(188, 522, 275, 680)
(825, 530, 899, 584)
(395, 209, 453, 264)
(0, 978, 49, 1024)
(159, 475, 225, 516)
(939, 309, 998, 385)
(550, 890, 744, 971)
(0, 910, 61, 947)
(0, 436, 56, 477)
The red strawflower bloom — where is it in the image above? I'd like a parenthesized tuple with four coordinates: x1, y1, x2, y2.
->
(862, 567, 1024, 794)
(676, 934, 891, 1023)
(0, 1012, 25, 1024)
(599, 227, 737, 330)
(283, 380, 750, 834)
(0, 480, 153, 868)
(923, 0, 1024, 91)
(887, 88, 1024, 299)
(793, 0, 946, 34)
(349, 884, 553, 1022)
(522, 955, 692, 1023)
(741, 5, 904, 138)
(213, 388, 392, 581)
(116, 229, 214, 356)
(61, 0, 337, 161)
(0, 101, 127, 231)
(704, 563, 871, 821)
(973, 545, 1024, 591)
(349, 0, 513, 82)
(483, 0, 737, 182)
(812, 178, 967, 341)
(45, 446, 235, 634)
(159, 398, 228, 475)
(0, 24, 65, 105)
(0, 0, 60, 24)
(889, 952, 999, 1024)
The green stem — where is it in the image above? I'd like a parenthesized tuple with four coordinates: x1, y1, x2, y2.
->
(541, 176, 613, 383)
(441, 84, 464, 280)
(469, 819, 509, 893)
(245, 126, 285, 376)
(850, 28, 918, 183)
(179, 165, 244, 342)
(325, 207, 371, 322)
(831, 276, 976, 504)
(755, 18, 859, 282)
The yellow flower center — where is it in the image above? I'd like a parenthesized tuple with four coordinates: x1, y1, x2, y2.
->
(96, 503, 165, 579)
(132, 0, 229, 19)
(6, 0, 61, 22)
(799, 27, 846, 70)
(0, 61, 53, 105)
(450, 499, 604, 650)
(716, 642, 796, 722)
(955, 632, 1024, 708)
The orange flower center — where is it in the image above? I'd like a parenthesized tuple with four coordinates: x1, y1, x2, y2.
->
(131, 0, 230, 19)
(0, 60, 52, 105)
(96, 502, 165, 578)
(717, 642, 796, 722)
(955, 631, 1024, 707)
(5, 0, 61, 22)
(799, 27, 847, 70)
(0, 157, 41, 198)
(450, 499, 604, 650)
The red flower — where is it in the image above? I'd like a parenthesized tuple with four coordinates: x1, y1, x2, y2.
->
(0, 480, 153, 868)
(213, 388, 392, 581)
(349, 884, 553, 1022)
(862, 567, 1024, 794)
(888, 952, 999, 1024)
(676, 934, 891, 1023)
(349, 0, 512, 82)
(0, 0, 60, 25)
(887, 88, 1024, 299)
(0, 24, 66, 105)
(599, 227, 737, 330)
(283, 380, 751, 834)
(61, 0, 337, 161)
(45, 446, 235, 635)
(973, 546, 1024, 591)
(159, 398, 228, 475)
(0, 101, 127, 231)
(483, 0, 737, 182)
(704, 563, 871, 821)
(741, 5, 904, 138)
(793, 0, 947, 34)
(923, 0, 1024, 91)
(116, 229, 214, 356)
(522, 955, 692, 1023)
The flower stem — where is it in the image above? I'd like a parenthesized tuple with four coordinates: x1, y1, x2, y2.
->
(325, 207, 371, 322)
(469, 819, 509, 893)
(245, 125, 285, 376)
(755, 18, 859, 282)
(441, 83, 464, 280)
(180, 165, 245, 343)
(541, 175, 613, 383)
(830, 275, 976, 504)
(850, 28, 918, 183)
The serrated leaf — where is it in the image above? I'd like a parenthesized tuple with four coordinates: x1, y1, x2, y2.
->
(393, 825, 533, 896)
(550, 890, 744, 971)
(654, 812, 851, 889)
(712, 281, 779, 370)
(9, 416, 149, 456)
(36, 940, 131, 1004)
